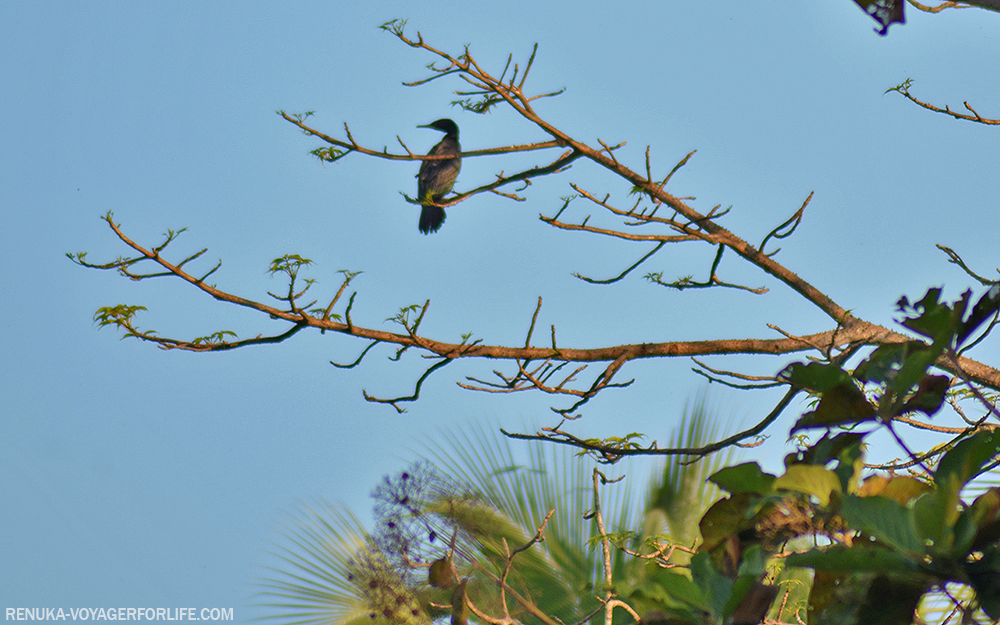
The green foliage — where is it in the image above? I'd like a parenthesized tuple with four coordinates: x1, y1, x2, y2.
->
(191, 330, 238, 345)
(781, 286, 999, 434)
(259, 405, 732, 625)
(708, 462, 776, 496)
(695, 426, 1000, 624)
(92, 304, 156, 340)
(684, 285, 1000, 624)
(93, 304, 148, 331)
(258, 286, 1000, 624)
(268, 255, 314, 279)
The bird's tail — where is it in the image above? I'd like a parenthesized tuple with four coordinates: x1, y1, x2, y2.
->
(419, 205, 446, 234)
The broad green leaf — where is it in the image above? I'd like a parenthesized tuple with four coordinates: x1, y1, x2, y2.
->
(898, 375, 949, 417)
(737, 544, 767, 578)
(790, 383, 876, 432)
(840, 494, 924, 556)
(912, 488, 956, 553)
(958, 283, 1000, 346)
(857, 575, 928, 625)
(854, 342, 943, 406)
(787, 544, 919, 573)
(896, 288, 968, 346)
(854, 342, 921, 385)
(690, 552, 733, 620)
(807, 571, 865, 625)
(935, 430, 1000, 490)
(698, 493, 754, 553)
(647, 569, 711, 613)
(967, 488, 1000, 550)
(892, 349, 943, 401)
(852, 0, 904, 35)
(798, 432, 867, 466)
(708, 463, 776, 496)
(777, 361, 852, 392)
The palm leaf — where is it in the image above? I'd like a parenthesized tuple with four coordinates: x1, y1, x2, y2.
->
(255, 503, 430, 625)
(257, 397, 734, 625)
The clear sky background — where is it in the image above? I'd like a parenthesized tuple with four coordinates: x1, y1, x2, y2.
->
(2, 1, 998, 618)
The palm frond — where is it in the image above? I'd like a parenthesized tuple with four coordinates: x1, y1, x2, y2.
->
(255, 503, 429, 625)
(644, 393, 736, 548)
(257, 395, 735, 625)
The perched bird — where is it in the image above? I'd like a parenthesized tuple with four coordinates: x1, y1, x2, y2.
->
(416, 119, 461, 234)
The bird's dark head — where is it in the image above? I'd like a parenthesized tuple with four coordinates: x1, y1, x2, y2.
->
(418, 118, 459, 138)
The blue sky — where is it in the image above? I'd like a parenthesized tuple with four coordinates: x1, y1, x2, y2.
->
(2, 1, 998, 617)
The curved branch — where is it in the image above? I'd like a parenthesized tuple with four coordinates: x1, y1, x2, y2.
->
(907, 0, 1000, 13)
(500, 385, 802, 461)
(886, 79, 1000, 125)
(79, 215, 1000, 393)
(362, 358, 454, 414)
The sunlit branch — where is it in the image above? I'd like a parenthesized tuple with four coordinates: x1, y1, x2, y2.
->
(585, 469, 638, 625)
(76, 215, 1000, 401)
(78, 27, 1000, 421)
(886, 79, 1000, 125)
(906, 0, 970, 12)
(279, 111, 564, 161)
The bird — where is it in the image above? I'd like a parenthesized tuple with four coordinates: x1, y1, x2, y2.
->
(416, 119, 461, 234)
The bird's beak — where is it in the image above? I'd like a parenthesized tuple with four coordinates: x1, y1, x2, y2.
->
(417, 123, 431, 129)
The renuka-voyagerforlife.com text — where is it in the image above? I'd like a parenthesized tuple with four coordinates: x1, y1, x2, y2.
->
(5, 608, 233, 621)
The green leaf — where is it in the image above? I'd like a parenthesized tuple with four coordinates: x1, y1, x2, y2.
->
(787, 544, 919, 573)
(891, 348, 942, 402)
(737, 544, 768, 578)
(911, 489, 954, 553)
(966, 487, 1000, 550)
(854, 341, 941, 401)
(777, 362, 853, 392)
(798, 432, 867, 466)
(852, 0, 905, 36)
(857, 475, 931, 505)
(895, 288, 969, 347)
(935, 430, 1000, 490)
(857, 575, 928, 625)
(898, 375, 949, 417)
(790, 383, 876, 432)
(840, 494, 924, 556)
(690, 552, 733, 620)
(698, 493, 755, 553)
(268, 254, 313, 277)
(958, 283, 1000, 346)
(853, 342, 906, 385)
(648, 569, 711, 613)
(708, 463, 776, 496)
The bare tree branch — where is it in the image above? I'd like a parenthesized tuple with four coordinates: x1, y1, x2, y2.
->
(886, 79, 1000, 125)
(907, 0, 1000, 13)
(76, 28, 1000, 435)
